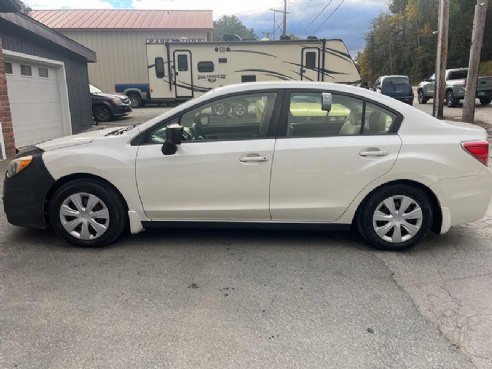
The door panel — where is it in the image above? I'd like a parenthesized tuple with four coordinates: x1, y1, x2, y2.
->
(136, 140, 275, 220)
(270, 135, 401, 222)
(174, 50, 193, 98)
(301, 48, 320, 82)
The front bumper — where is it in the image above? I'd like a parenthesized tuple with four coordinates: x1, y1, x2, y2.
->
(3, 148, 55, 229)
(112, 103, 132, 116)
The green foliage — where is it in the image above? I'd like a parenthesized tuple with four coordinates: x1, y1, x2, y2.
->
(213, 15, 257, 41)
(358, 0, 492, 85)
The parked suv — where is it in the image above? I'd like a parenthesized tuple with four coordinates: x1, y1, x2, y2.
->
(373, 75, 414, 105)
(90, 84, 132, 122)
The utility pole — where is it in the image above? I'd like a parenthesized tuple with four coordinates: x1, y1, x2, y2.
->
(433, 0, 450, 119)
(462, 0, 488, 123)
(283, 0, 287, 37)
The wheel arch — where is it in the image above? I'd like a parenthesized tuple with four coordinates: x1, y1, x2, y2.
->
(353, 179, 443, 234)
(44, 173, 130, 226)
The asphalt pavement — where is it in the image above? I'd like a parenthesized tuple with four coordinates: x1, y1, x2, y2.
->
(2, 100, 492, 369)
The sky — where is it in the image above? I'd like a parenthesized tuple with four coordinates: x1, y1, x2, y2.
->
(24, 0, 389, 55)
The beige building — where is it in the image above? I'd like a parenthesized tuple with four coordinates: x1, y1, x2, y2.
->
(31, 9, 213, 92)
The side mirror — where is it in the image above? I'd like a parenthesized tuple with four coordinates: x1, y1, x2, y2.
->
(321, 92, 332, 112)
(424, 78, 429, 82)
(161, 124, 183, 156)
(155, 57, 165, 79)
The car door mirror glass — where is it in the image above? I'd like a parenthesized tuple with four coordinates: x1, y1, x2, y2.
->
(321, 92, 332, 112)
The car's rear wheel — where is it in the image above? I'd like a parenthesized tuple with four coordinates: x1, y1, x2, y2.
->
(93, 105, 112, 122)
(231, 100, 249, 117)
(49, 179, 127, 247)
(479, 97, 491, 106)
(358, 184, 433, 251)
(417, 90, 428, 104)
(211, 102, 230, 116)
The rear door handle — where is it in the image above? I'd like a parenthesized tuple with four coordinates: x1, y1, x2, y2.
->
(359, 149, 388, 157)
(239, 155, 268, 163)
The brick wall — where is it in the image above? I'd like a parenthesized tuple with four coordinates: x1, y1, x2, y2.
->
(0, 34, 15, 159)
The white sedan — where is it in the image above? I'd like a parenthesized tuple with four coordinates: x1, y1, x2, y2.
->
(4, 82, 492, 250)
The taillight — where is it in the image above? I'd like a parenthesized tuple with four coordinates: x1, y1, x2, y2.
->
(462, 141, 490, 166)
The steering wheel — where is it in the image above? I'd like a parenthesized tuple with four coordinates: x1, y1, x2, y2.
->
(182, 127, 194, 141)
(191, 122, 205, 140)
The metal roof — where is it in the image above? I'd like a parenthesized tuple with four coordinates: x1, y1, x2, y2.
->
(30, 9, 213, 31)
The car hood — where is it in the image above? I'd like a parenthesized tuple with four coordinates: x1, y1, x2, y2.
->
(36, 127, 127, 151)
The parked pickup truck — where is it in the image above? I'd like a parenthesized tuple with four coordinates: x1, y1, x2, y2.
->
(114, 83, 151, 108)
(417, 68, 492, 107)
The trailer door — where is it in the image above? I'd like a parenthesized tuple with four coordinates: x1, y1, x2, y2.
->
(173, 50, 193, 98)
(301, 48, 320, 81)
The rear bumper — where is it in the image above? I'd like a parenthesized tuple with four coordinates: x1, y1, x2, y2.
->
(431, 167, 492, 233)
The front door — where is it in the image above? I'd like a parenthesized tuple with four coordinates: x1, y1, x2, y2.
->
(173, 50, 193, 98)
(301, 48, 320, 81)
(135, 91, 279, 221)
(270, 90, 402, 222)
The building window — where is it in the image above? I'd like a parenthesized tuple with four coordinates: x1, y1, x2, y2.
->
(198, 61, 214, 73)
(177, 55, 188, 71)
(39, 67, 49, 78)
(218, 58, 227, 63)
(305, 52, 317, 69)
(4, 62, 13, 74)
(20, 64, 32, 76)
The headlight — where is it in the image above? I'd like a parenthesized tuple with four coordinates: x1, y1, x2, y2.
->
(111, 97, 123, 104)
(6, 156, 33, 178)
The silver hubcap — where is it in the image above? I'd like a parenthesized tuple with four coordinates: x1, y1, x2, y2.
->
(372, 195, 423, 244)
(214, 104, 225, 115)
(59, 192, 110, 240)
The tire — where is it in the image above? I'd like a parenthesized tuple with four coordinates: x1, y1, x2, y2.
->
(357, 184, 433, 251)
(128, 93, 143, 108)
(231, 100, 249, 117)
(446, 90, 458, 108)
(49, 179, 127, 247)
(211, 102, 230, 116)
(417, 90, 428, 104)
(479, 97, 491, 106)
(93, 105, 112, 122)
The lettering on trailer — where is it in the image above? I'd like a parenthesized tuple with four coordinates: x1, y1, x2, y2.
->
(198, 74, 227, 83)
(146, 38, 205, 44)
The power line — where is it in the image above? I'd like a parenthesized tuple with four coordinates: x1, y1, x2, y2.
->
(313, 0, 344, 33)
(303, 0, 333, 32)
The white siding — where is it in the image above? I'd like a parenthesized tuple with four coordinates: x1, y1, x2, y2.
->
(62, 30, 210, 92)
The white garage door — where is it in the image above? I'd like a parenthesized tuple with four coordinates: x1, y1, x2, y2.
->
(5, 58, 69, 148)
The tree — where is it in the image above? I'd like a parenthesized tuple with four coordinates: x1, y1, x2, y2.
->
(213, 15, 257, 41)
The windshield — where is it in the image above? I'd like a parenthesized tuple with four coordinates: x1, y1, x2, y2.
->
(89, 84, 102, 94)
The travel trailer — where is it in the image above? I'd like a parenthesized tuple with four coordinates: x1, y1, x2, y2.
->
(116, 39, 361, 106)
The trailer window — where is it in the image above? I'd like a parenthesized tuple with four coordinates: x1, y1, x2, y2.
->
(177, 55, 188, 71)
(305, 52, 317, 69)
(198, 61, 214, 73)
(155, 57, 165, 78)
(241, 75, 256, 83)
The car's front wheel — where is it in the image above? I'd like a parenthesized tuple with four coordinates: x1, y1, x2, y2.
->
(93, 105, 112, 122)
(417, 90, 428, 104)
(49, 179, 127, 247)
(446, 90, 458, 108)
(358, 184, 433, 251)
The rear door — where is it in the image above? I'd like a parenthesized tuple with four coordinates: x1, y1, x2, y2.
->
(173, 50, 193, 98)
(270, 90, 402, 222)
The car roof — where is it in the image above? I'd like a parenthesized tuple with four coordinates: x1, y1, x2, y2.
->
(379, 75, 410, 80)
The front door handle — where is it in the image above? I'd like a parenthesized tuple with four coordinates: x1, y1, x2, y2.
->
(359, 149, 388, 157)
(239, 155, 268, 163)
